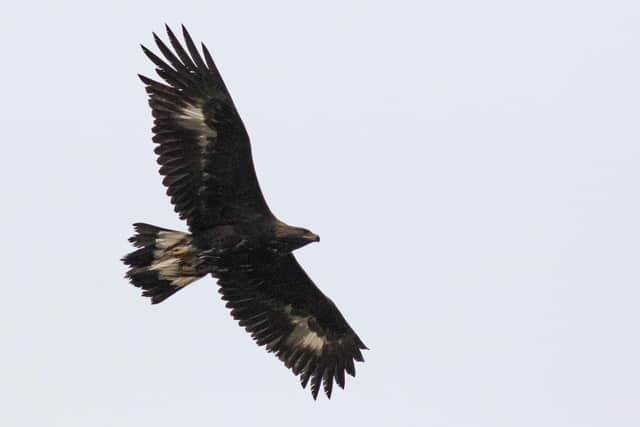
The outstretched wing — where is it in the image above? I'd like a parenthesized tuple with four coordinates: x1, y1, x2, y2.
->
(139, 25, 272, 232)
(216, 254, 367, 399)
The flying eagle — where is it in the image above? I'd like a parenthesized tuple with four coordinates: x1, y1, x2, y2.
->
(122, 25, 367, 399)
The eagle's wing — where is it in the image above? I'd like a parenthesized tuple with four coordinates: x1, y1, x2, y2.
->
(216, 253, 367, 399)
(139, 26, 272, 231)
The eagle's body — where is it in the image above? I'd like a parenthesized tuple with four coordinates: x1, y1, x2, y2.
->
(122, 25, 366, 399)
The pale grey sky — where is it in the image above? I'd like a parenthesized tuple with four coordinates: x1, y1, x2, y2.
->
(2, 1, 639, 426)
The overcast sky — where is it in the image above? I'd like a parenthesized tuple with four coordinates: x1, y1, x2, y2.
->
(2, 1, 639, 426)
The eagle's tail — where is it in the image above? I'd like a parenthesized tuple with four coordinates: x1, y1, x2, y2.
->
(122, 223, 207, 304)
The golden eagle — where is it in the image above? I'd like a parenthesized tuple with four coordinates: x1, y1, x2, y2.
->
(122, 25, 367, 399)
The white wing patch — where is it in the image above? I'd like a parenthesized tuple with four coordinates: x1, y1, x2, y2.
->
(175, 102, 217, 149)
(285, 313, 326, 354)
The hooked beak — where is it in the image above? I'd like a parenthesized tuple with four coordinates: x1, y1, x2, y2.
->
(305, 232, 320, 243)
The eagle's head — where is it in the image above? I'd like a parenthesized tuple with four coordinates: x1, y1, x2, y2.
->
(274, 223, 320, 253)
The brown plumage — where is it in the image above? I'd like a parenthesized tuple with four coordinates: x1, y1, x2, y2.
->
(122, 25, 367, 399)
